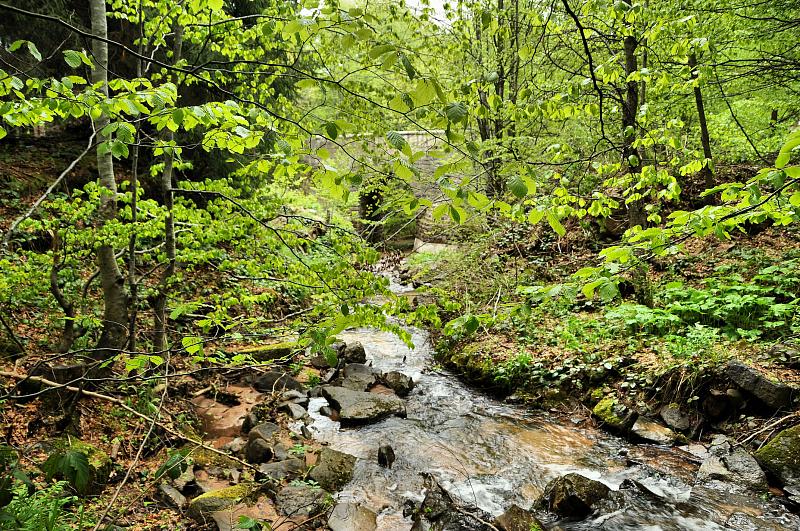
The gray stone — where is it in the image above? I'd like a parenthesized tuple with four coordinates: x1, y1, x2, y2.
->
(495, 504, 545, 531)
(328, 502, 378, 531)
(541, 473, 612, 518)
(244, 438, 273, 464)
(341, 363, 378, 391)
(310, 355, 332, 369)
(343, 342, 367, 363)
(309, 447, 357, 492)
(321, 385, 406, 424)
(241, 412, 258, 433)
(697, 437, 767, 492)
(221, 437, 246, 454)
(631, 417, 677, 445)
(279, 402, 307, 420)
(275, 484, 330, 516)
(381, 371, 415, 397)
(258, 458, 305, 481)
(158, 482, 187, 509)
(272, 442, 289, 461)
(281, 389, 309, 405)
(755, 424, 800, 494)
(725, 360, 795, 409)
(253, 371, 303, 393)
(659, 403, 693, 432)
(248, 421, 279, 443)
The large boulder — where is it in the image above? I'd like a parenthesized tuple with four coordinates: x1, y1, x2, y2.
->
(755, 423, 800, 493)
(381, 371, 415, 397)
(495, 504, 545, 531)
(321, 386, 406, 424)
(309, 447, 357, 492)
(592, 396, 638, 433)
(541, 473, 611, 518)
(328, 502, 378, 531)
(253, 371, 303, 393)
(188, 484, 253, 521)
(341, 363, 378, 392)
(275, 484, 331, 516)
(258, 458, 305, 482)
(724, 360, 795, 409)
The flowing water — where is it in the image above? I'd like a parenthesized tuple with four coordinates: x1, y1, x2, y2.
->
(300, 280, 800, 530)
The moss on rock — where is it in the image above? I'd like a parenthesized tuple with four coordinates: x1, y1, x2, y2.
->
(755, 424, 800, 485)
(234, 341, 296, 362)
(188, 484, 253, 519)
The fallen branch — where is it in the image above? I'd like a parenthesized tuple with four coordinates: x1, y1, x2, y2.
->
(0, 369, 259, 472)
(738, 411, 800, 447)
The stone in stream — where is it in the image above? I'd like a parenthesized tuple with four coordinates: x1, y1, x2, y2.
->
(631, 417, 678, 445)
(252, 371, 303, 393)
(343, 341, 367, 363)
(494, 504, 545, 531)
(321, 385, 406, 424)
(328, 502, 378, 531)
(724, 360, 795, 409)
(279, 402, 307, 420)
(755, 423, 800, 497)
(592, 396, 638, 434)
(377, 444, 396, 469)
(309, 447, 357, 491)
(275, 484, 331, 516)
(341, 363, 379, 391)
(540, 473, 612, 518)
(381, 371, 415, 397)
(411, 473, 497, 530)
(280, 389, 309, 406)
(696, 435, 767, 492)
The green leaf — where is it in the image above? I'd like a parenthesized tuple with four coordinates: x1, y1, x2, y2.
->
(508, 176, 528, 198)
(64, 50, 82, 68)
(386, 131, 409, 153)
(209, 0, 224, 11)
(444, 102, 468, 123)
(400, 54, 416, 80)
(26, 42, 42, 61)
(324, 122, 339, 140)
(547, 211, 566, 237)
(155, 450, 189, 480)
(368, 44, 395, 59)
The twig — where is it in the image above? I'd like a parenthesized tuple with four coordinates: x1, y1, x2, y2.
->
(2, 128, 97, 248)
(0, 310, 26, 355)
(737, 412, 800, 447)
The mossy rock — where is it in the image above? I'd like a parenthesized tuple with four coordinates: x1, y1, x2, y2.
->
(192, 447, 238, 468)
(234, 341, 297, 362)
(755, 424, 800, 487)
(47, 439, 112, 495)
(188, 484, 254, 519)
(592, 396, 637, 432)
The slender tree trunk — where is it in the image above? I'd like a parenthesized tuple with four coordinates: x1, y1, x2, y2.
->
(623, 31, 644, 229)
(90, 0, 128, 356)
(153, 23, 183, 354)
(688, 53, 714, 189)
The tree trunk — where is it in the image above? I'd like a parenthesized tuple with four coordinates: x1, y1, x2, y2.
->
(623, 31, 644, 229)
(153, 23, 183, 354)
(689, 53, 714, 190)
(90, 0, 128, 357)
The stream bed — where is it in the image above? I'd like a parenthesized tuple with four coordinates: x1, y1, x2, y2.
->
(302, 320, 799, 530)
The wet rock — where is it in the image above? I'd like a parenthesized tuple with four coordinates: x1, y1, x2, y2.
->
(301, 424, 313, 439)
(381, 371, 415, 397)
(725, 360, 795, 409)
(244, 438, 273, 464)
(341, 363, 378, 392)
(631, 417, 677, 445)
(257, 458, 305, 481)
(495, 504, 545, 531)
(755, 424, 800, 493)
(541, 473, 612, 518)
(275, 484, 330, 516)
(343, 342, 367, 363)
(592, 396, 638, 433)
(253, 371, 303, 393)
(248, 421, 279, 443)
(696, 436, 767, 492)
(158, 482, 187, 509)
(411, 473, 496, 530)
(321, 385, 406, 424)
(281, 389, 309, 406)
(188, 484, 253, 520)
(308, 386, 325, 398)
(378, 444, 395, 469)
(309, 447, 356, 491)
(328, 502, 378, 531)
(279, 402, 307, 420)
(319, 405, 338, 420)
(660, 403, 694, 432)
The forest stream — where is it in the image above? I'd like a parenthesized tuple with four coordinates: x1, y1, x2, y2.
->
(290, 276, 800, 530)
